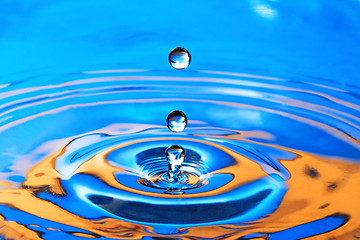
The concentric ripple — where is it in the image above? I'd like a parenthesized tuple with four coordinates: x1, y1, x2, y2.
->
(0, 69, 360, 239)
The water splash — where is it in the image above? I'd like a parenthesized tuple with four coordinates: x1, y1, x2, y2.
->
(0, 69, 360, 239)
(165, 145, 185, 182)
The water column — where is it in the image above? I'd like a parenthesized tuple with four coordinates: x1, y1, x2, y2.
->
(165, 110, 188, 183)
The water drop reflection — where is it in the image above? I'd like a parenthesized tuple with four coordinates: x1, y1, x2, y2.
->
(168, 47, 191, 69)
(166, 110, 187, 132)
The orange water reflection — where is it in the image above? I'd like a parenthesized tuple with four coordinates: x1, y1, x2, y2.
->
(0, 136, 359, 240)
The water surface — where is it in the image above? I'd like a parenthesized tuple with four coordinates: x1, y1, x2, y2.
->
(1, 1, 360, 240)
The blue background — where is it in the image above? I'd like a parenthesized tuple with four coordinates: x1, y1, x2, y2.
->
(0, 0, 359, 84)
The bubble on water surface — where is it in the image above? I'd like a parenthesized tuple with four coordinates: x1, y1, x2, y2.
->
(166, 110, 187, 132)
(168, 47, 191, 69)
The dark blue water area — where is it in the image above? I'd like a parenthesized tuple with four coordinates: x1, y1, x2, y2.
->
(35, 172, 286, 228)
(232, 214, 348, 240)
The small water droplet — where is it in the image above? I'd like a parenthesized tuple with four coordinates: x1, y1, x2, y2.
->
(168, 47, 191, 69)
(166, 110, 187, 132)
(165, 145, 185, 181)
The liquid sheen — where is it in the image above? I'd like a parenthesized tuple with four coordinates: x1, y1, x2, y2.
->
(0, 69, 359, 240)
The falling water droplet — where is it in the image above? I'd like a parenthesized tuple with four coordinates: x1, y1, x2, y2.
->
(168, 47, 191, 69)
(165, 145, 186, 182)
(166, 110, 187, 132)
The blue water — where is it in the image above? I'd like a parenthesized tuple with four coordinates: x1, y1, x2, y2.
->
(1, 1, 360, 240)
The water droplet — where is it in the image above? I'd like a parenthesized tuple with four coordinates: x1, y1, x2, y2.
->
(168, 47, 191, 69)
(166, 110, 187, 132)
(165, 145, 185, 181)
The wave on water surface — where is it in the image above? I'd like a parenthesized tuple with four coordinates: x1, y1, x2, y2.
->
(0, 69, 360, 239)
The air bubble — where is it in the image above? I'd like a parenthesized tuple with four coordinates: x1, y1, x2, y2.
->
(166, 110, 187, 132)
(168, 47, 191, 69)
(165, 145, 186, 182)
